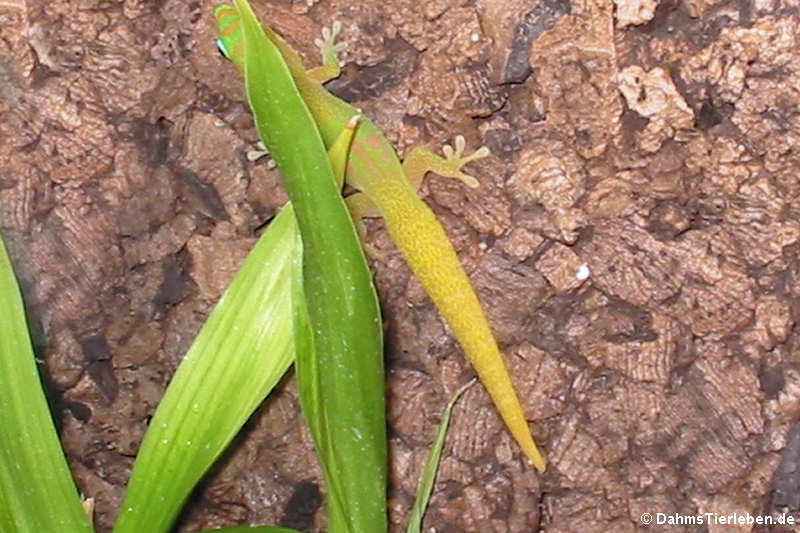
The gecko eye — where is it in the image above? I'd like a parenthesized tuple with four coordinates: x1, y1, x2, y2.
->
(216, 39, 230, 59)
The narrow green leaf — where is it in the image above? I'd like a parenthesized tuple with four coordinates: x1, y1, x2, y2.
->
(0, 232, 93, 533)
(406, 379, 476, 533)
(114, 206, 300, 533)
(232, 2, 386, 532)
(287, 219, 352, 530)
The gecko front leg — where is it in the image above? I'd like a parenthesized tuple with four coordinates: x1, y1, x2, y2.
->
(308, 21, 345, 84)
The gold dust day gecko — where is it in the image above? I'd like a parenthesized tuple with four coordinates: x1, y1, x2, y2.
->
(215, 5, 546, 471)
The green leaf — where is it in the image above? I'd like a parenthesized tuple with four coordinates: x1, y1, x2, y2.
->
(113, 206, 300, 533)
(0, 232, 93, 533)
(406, 380, 476, 533)
(233, 2, 386, 532)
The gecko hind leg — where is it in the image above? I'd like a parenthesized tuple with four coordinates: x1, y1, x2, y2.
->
(246, 141, 270, 162)
(402, 135, 490, 191)
(308, 21, 345, 84)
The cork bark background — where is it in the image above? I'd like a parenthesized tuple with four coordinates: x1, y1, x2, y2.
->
(1, 0, 799, 531)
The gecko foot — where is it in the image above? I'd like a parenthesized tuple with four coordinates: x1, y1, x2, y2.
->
(246, 141, 268, 161)
(314, 21, 346, 66)
(246, 141, 276, 168)
(440, 136, 490, 188)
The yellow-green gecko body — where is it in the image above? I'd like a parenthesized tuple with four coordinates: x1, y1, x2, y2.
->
(216, 6, 546, 471)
